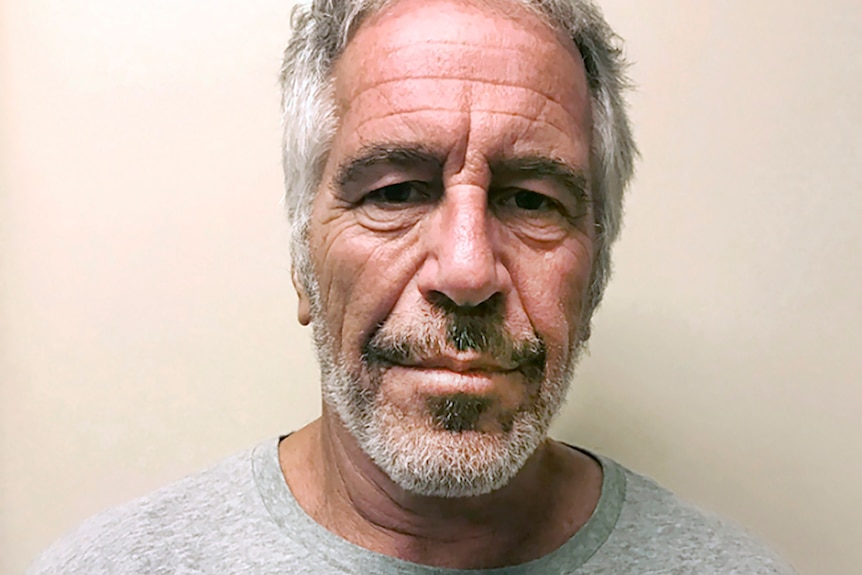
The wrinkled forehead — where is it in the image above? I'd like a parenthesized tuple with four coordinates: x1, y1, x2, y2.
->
(332, 0, 589, 121)
(347, 0, 579, 56)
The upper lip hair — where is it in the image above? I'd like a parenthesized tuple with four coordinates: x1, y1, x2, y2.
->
(395, 354, 518, 373)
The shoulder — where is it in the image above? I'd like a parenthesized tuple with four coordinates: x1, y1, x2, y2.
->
(594, 457, 798, 574)
(26, 441, 274, 575)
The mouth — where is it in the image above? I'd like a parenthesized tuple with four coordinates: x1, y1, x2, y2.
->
(392, 354, 521, 373)
(361, 317, 548, 384)
(366, 357, 531, 400)
(364, 345, 547, 385)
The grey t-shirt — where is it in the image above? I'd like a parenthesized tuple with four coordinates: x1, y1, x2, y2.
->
(28, 438, 797, 574)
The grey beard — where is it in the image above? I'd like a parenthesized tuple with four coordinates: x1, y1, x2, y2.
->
(311, 295, 586, 497)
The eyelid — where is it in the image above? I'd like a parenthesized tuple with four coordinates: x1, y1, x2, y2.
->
(366, 181, 428, 200)
(494, 186, 570, 211)
(337, 157, 441, 201)
(494, 187, 592, 234)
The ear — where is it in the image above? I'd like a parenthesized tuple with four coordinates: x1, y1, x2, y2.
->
(292, 267, 312, 326)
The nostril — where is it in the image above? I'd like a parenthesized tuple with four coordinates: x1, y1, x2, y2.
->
(427, 291, 504, 316)
(418, 256, 506, 308)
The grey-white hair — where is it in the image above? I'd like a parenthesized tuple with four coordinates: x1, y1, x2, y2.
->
(280, 0, 637, 318)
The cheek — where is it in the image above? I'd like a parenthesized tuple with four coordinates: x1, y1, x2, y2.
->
(509, 240, 594, 350)
(310, 218, 424, 354)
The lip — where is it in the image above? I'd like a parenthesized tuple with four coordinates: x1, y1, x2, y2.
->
(391, 355, 519, 373)
(383, 364, 520, 396)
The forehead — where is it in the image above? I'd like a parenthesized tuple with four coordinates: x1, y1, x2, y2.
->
(330, 0, 592, 167)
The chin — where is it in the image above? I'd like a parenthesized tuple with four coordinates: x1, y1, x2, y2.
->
(360, 401, 550, 498)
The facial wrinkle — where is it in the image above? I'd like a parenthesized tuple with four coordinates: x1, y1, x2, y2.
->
(352, 108, 574, 144)
(350, 76, 573, 109)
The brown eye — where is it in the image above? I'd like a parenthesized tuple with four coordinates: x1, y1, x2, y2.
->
(513, 190, 549, 211)
(365, 182, 426, 205)
(355, 180, 437, 232)
(497, 188, 556, 213)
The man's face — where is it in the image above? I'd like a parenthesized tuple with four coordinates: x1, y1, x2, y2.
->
(302, 0, 595, 496)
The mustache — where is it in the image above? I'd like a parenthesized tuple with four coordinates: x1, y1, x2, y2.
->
(362, 300, 546, 378)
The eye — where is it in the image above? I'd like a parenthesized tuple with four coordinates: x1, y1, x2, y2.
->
(354, 180, 437, 232)
(364, 181, 429, 206)
(497, 188, 559, 214)
(492, 186, 588, 241)
(512, 190, 551, 211)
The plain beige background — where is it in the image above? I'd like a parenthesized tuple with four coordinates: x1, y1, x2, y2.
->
(2, 0, 860, 573)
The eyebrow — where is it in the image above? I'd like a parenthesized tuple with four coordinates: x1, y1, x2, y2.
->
(490, 157, 591, 202)
(335, 144, 443, 189)
(334, 144, 590, 201)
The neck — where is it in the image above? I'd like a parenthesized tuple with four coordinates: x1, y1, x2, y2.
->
(279, 410, 602, 569)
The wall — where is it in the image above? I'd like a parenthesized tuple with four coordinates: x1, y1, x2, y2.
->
(2, 1, 860, 573)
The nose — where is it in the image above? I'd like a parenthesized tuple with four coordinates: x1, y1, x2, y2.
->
(417, 186, 508, 307)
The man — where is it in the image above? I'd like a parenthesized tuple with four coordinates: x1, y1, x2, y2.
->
(29, 0, 796, 573)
